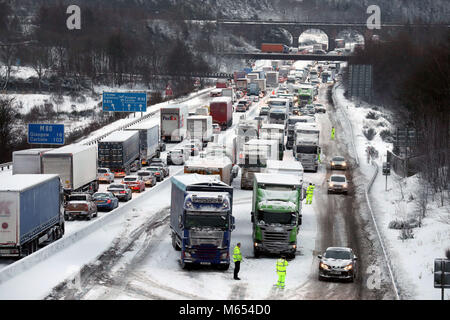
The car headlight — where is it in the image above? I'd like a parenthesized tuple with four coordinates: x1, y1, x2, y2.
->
(185, 201, 193, 209)
(344, 264, 353, 271)
(185, 252, 191, 258)
(342, 162, 347, 166)
(221, 252, 228, 259)
(331, 162, 335, 166)
(320, 262, 330, 270)
(343, 183, 348, 188)
(329, 183, 334, 187)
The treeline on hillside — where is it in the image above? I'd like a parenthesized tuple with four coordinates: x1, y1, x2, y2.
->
(349, 27, 449, 204)
(0, 1, 213, 94)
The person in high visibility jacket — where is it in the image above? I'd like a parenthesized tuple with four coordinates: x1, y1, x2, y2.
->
(331, 127, 336, 140)
(306, 183, 315, 205)
(276, 255, 289, 289)
(233, 243, 242, 280)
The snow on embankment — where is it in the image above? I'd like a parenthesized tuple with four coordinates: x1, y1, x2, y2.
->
(333, 81, 450, 300)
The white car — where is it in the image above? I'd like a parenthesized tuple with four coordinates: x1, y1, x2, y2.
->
(97, 168, 114, 184)
(167, 148, 188, 165)
(327, 174, 348, 194)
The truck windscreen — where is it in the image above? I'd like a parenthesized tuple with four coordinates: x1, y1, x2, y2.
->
(257, 211, 295, 225)
(185, 214, 229, 229)
(269, 113, 286, 120)
(296, 146, 318, 154)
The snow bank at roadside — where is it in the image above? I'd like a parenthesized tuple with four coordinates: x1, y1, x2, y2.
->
(334, 82, 450, 300)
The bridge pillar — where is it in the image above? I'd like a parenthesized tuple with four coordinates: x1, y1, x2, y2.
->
(328, 38, 336, 51)
(327, 28, 338, 51)
(292, 35, 299, 48)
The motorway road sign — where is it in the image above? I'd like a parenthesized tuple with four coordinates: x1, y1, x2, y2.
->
(102, 92, 147, 112)
(28, 123, 65, 145)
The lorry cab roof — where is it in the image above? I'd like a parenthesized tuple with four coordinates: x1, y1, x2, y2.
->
(294, 122, 319, 130)
(254, 173, 302, 186)
(171, 174, 224, 189)
(185, 156, 232, 168)
(266, 160, 304, 172)
(211, 97, 232, 104)
(0, 174, 60, 192)
(261, 123, 285, 130)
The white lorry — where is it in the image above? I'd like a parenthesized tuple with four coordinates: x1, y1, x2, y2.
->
(160, 105, 188, 143)
(293, 122, 321, 172)
(186, 115, 213, 147)
(42, 144, 98, 195)
(184, 156, 234, 185)
(239, 139, 279, 189)
(260, 123, 285, 161)
(12, 148, 53, 174)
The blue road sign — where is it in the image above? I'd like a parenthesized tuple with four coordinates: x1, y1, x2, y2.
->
(102, 92, 147, 112)
(28, 124, 65, 145)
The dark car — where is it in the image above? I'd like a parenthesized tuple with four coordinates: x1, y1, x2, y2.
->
(314, 103, 327, 113)
(330, 156, 347, 170)
(130, 159, 142, 172)
(150, 159, 169, 177)
(92, 192, 119, 212)
(318, 247, 358, 282)
(146, 166, 164, 182)
(259, 106, 270, 116)
(64, 193, 98, 221)
(107, 183, 132, 202)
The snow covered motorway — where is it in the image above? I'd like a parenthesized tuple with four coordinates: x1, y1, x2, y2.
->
(0, 60, 411, 301)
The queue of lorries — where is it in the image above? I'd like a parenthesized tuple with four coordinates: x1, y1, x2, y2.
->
(0, 59, 356, 282)
(170, 60, 356, 282)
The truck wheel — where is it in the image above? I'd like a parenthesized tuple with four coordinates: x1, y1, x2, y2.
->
(218, 264, 230, 271)
(253, 247, 261, 258)
(94, 211, 98, 218)
(87, 214, 92, 221)
(172, 233, 181, 251)
(181, 261, 190, 270)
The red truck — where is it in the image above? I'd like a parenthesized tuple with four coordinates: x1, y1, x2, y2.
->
(210, 97, 233, 130)
(261, 43, 289, 53)
(216, 79, 228, 88)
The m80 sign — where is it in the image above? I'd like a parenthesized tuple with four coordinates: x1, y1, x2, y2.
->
(28, 124, 65, 145)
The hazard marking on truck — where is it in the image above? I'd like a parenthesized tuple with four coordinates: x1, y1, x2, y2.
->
(0, 201, 12, 215)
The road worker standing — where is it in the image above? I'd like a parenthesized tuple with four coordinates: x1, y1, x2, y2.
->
(275, 255, 289, 289)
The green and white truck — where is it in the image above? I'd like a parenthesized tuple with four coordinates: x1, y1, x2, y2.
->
(251, 173, 303, 259)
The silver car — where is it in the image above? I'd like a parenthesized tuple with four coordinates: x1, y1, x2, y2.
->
(97, 168, 114, 184)
(327, 174, 348, 194)
(318, 247, 358, 282)
(167, 149, 187, 165)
